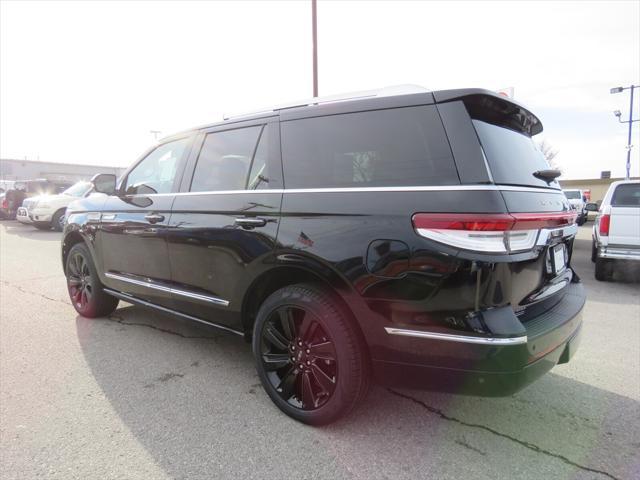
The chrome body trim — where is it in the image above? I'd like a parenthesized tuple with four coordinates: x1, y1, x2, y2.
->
(103, 288, 243, 336)
(384, 327, 528, 345)
(599, 246, 640, 260)
(117, 185, 562, 198)
(104, 272, 230, 307)
(536, 223, 578, 246)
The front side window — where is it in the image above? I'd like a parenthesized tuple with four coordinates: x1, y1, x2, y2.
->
(124, 138, 188, 195)
(190, 126, 262, 192)
(281, 106, 458, 189)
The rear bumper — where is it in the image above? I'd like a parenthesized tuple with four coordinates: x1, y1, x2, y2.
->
(598, 245, 640, 261)
(373, 282, 585, 396)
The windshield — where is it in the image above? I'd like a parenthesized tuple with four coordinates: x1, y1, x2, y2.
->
(473, 120, 557, 189)
(564, 190, 581, 199)
(63, 181, 92, 197)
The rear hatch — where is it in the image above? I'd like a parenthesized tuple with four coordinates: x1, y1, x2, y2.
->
(428, 91, 577, 321)
(608, 183, 640, 247)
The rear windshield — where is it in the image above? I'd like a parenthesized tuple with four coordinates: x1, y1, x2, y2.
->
(472, 120, 556, 189)
(281, 106, 459, 189)
(564, 190, 581, 199)
(611, 184, 640, 207)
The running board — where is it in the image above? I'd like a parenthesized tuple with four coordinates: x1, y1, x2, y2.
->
(103, 288, 244, 337)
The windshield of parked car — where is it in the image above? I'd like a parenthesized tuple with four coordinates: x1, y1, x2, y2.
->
(564, 190, 581, 199)
(62, 181, 92, 197)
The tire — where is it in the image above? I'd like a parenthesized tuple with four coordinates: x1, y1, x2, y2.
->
(65, 243, 119, 317)
(591, 241, 597, 263)
(52, 209, 65, 232)
(595, 257, 612, 282)
(33, 223, 51, 230)
(577, 214, 586, 226)
(252, 283, 370, 425)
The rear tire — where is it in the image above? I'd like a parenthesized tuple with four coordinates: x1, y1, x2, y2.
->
(591, 240, 597, 263)
(595, 257, 612, 282)
(33, 223, 51, 230)
(252, 283, 370, 425)
(65, 243, 119, 317)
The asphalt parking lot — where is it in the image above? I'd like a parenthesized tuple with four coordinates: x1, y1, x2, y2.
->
(1, 220, 638, 480)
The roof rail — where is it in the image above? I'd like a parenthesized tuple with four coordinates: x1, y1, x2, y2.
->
(222, 84, 429, 121)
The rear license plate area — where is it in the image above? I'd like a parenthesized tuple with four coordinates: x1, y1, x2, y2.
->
(551, 243, 566, 275)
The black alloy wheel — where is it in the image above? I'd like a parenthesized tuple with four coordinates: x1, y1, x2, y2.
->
(67, 252, 93, 311)
(260, 305, 338, 411)
(253, 284, 369, 425)
(65, 243, 119, 317)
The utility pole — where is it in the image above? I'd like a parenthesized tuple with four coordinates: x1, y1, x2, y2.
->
(312, 0, 318, 97)
(611, 84, 639, 180)
(150, 130, 161, 141)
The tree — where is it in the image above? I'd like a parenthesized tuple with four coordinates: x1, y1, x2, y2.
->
(537, 140, 560, 169)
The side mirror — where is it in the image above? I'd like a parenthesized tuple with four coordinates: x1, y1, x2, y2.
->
(91, 173, 117, 195)
(584, 202, 598, 212)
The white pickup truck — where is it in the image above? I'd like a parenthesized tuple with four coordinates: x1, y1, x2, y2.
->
(587, 180, 640, 281)
(563, 189, 588, 225)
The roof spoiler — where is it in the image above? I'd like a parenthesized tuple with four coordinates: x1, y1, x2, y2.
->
(433, 88, 543, 136)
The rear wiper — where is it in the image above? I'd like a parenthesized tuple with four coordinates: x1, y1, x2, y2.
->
(533, 169, 561, 184)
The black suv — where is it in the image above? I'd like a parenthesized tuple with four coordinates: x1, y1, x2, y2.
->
(62, 88, 585, 425)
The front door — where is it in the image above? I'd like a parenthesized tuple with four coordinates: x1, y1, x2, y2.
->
(166, 119, 282, 329)
(99, 136, 192, 308)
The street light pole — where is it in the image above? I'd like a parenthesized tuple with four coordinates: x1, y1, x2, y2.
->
(610, 84, 640, 180)
(312, 0, 318, 97)
(626, 85, 635, 180)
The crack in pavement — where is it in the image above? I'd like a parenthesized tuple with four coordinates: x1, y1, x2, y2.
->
(0, 280, 70, 306)
(387, 388, 619, 480)
(108, 314, 223, 342)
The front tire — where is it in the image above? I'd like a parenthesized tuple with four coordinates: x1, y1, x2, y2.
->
(65, 243, 119, 317)
(52, 209, 65, 232)
(252, 283, 370, 425)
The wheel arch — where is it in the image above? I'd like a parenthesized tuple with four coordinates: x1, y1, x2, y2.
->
(240, 263, 365, 349)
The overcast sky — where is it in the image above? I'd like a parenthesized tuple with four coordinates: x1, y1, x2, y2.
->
(1, 0, 639, 179)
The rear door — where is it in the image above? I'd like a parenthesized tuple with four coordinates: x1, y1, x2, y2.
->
(166, 117, 282, 329)
(98, 136, 192, 308)
(608, 183, 640, 246)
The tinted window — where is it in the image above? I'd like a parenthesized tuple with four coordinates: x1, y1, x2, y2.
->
(564, 190, 581, 199)
(612, 184, 640, 207)
(281, 106, 458, 188)
(191, 126, 262, 192)
(473, 120, 554, 188)
(125, 138, 188, 195)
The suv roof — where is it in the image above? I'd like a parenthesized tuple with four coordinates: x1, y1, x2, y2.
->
(162, 86, 543, 142)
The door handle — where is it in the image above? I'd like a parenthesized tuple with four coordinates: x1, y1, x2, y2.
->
(145, 213, 165, 224)
(234, 217, 267, 229)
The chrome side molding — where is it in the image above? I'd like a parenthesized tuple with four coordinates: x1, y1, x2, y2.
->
(384, 327, 528, 345)
(104, 272, 230, 307)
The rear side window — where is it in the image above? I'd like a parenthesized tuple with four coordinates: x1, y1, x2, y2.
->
(190, 126, 262, 192)
(611, 184, 640, 207)
(473, 120, 553, 189)
(281, 106, 458, 188)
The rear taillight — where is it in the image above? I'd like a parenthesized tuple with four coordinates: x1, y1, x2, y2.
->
(1, 199, 7, 209)
(412, 212, 577, 253)
(599, 214, 610, 236)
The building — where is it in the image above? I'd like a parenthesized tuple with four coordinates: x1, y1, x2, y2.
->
(0, 158, 126, 185)
(560, 177, 640, 204)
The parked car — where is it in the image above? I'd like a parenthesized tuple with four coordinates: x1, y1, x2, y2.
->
(587, 180, 640, 281)
(563, 189, 588, 225)
(17, 181, 94, 231)
(62, 87, 584, 425)
(0, 179, 71, 220)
